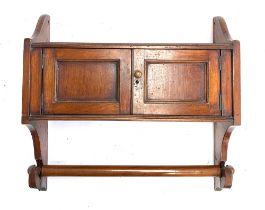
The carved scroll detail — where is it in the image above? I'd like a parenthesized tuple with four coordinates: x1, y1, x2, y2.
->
(221, 165, 235, 188)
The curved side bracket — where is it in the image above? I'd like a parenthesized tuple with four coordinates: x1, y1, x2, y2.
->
(220, 125, 235, 162)
(214, 122, 235, 190)
(25, 120, 48, 191)
(213, 16, 232, 43)
(22, 15, 50, 190)
(31, 14, 50, 43)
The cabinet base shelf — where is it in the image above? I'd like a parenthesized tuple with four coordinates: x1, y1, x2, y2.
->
(27, 115, 233, 122)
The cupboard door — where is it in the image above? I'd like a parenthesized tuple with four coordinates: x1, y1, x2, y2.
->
(43, 49, 131, 114)
(133, 50, 220, 115)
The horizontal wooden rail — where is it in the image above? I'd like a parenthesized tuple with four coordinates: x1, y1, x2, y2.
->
(41, 165, 221, 177)
(30, 115, 233, 122)
(30, 42, 233, 49)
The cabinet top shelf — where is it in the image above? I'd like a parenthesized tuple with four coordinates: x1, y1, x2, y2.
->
(31, 42, 233, 49)
(28, 15, 237, 50)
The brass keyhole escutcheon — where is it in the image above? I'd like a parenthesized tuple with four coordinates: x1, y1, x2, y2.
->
(134, 70, 142, 79)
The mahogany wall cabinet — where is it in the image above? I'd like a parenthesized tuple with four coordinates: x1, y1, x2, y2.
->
(22, 15, 240, 191)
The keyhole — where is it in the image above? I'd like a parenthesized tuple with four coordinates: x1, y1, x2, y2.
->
(135, 80, 139, 84)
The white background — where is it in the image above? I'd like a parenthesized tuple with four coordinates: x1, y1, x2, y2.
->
(0, 0, 264, 209)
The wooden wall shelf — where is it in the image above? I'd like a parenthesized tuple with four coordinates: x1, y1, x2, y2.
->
(22, 15, 240, 191)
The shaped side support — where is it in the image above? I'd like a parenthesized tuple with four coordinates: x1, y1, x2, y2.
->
(214, 122, 235, 190)
(213, 16, 240, 190)
(22, 15, 50, 190)
(25, 120, 48, 191)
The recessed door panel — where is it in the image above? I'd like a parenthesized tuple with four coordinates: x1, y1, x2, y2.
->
(146, 62, 206, 102)
(56, 60, 118, 102)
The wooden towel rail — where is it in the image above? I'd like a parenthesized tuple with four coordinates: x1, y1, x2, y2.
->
(28, 164, 234, 191)
(41, 165, 222, 177)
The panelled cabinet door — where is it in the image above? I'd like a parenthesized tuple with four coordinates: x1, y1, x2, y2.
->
(133, 50, 221, 115)
(43, 49, 131, 114)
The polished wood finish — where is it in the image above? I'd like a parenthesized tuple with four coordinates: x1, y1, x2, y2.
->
(214, 122, 234, 190)
(56, 61, 118, 101)
(213, 16, 232, 43)
(26, 121, 48, 190)
(22, 15, 50, 122)
(31, 42, 233, 49)
(220, 50, 232, 116)
(232, 41, 241, 125)
(213, 16, 241, 125)
(212, 16, 240, 190)
(221, 165, 234, 188)
(31, 14, 50, 43)
(29, 115, 232, 121)
(133, 50, 220, 115)
(30, 48, 42, 115)
(146, 63, 206, 101)
(22, 15, 50, 191)
(22, 15, 240, 191)
(41, 165, 221, 177)
(21, 38, 31, 123)
(43, 48, 131, 114)
(28, 165, 42, 189)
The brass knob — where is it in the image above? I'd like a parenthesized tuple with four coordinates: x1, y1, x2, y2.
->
(134, 70, 142, 78)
